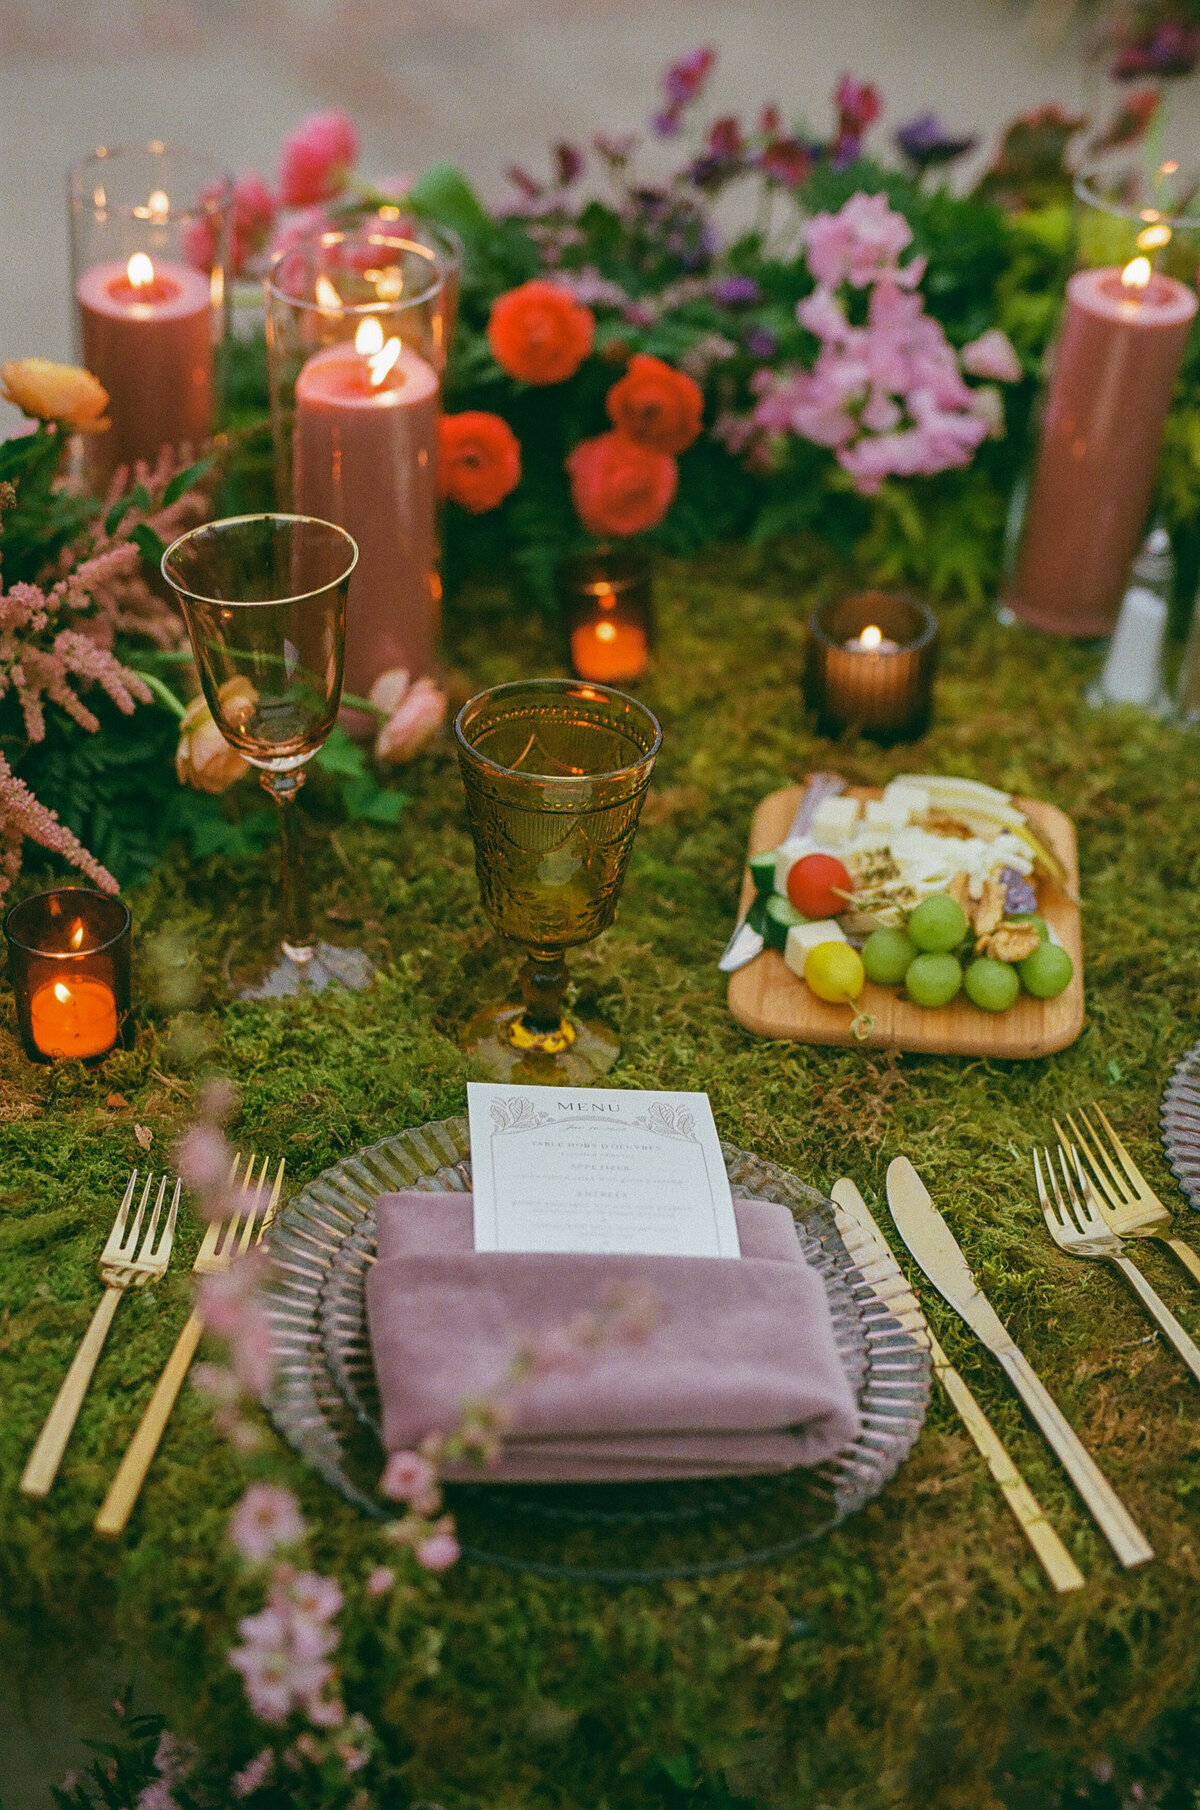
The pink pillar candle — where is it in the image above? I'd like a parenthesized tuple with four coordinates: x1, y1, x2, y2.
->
(292, 336, 440, 705)
(76, 256, 214, 471)
(1007, 263, 1197, 637)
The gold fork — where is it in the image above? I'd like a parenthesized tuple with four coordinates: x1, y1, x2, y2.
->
(21, 1171, 180, 1499)
(1058, 1104, 1200, 1290)
(1035, 1144, 1200, 1387)
(94, 1153, 284, 1538)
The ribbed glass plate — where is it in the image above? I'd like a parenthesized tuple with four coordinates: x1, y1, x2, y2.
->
(1161, 1040, 1200, 1213)
(263, 1118, 930, 1581)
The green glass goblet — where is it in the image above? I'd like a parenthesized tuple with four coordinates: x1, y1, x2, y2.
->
(454, 677, 662, 1082)
(161, 512, 373, 999)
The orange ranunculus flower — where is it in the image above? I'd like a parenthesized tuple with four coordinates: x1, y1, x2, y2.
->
(439, 411, 522, 513)
(0, 358, 109, 432)
(487, 280, 595, 385)
(605, 353, 704, 456)
(567, 430, 678, 538)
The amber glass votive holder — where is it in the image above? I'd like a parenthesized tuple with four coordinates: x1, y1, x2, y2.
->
(559, 546, 654, 685)
(806, 591, 939, 743)
(5, 888, 131, 1063)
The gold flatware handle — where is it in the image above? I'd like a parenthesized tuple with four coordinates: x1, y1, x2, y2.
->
(996, 1345, 1153, 1569)
(94, 1310, 203, 1538)
(1114, 1254, 1200, 1385)
(20, 1286, 124, 1499)
(1161, 1234, 1200, 1291)
(931, 1338, 1084, 1593)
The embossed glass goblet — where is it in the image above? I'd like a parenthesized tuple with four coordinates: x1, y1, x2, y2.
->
(454, 678, 662, 1082)
(162, 512, 372, 999)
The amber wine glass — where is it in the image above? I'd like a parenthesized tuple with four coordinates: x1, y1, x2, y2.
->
(162, 513, 371, 998)
(454, 678, 662, 1081)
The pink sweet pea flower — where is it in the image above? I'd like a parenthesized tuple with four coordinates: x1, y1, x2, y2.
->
(228, 1482, 306, 1564)
(960, 328, 1023, 384)
(803, 192, 914, 288)
(278, 111, 359, 207)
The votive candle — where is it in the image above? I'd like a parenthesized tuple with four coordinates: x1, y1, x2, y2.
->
(806, 592, 939, 742)
(4, 889, 131, 1064)
(560, 547, 653, 684)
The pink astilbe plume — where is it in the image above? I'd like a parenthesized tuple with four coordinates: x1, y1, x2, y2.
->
(0, 748, 117, 896)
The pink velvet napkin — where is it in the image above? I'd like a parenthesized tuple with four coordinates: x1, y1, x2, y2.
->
(365, 1191, 860, 1483)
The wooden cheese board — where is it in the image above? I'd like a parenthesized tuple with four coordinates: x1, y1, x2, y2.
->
(726, 784, 1084, 1058)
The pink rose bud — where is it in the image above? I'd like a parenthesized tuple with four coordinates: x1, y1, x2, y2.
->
(278, 110, 360, 207)
(367, 666, 412, 716)
(373, 677, 447, 765)
(175, 694, 249, 794)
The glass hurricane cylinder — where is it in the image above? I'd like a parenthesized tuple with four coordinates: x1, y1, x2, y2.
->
(266, 230, 444, 727)
(1002, 177, 1198, 638)
(68, 143, 231, 481)
(370, 210, 463, 357)
(559, 546, 653, 684)
(5, 888, 131, 1063)
(806, 592, 938, 742)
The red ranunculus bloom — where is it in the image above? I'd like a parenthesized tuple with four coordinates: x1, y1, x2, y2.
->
(487, 280, 595, 385)
(439, 411, 522, 513)
(567, 430, 677, 537)
(605, 354, 704, 456)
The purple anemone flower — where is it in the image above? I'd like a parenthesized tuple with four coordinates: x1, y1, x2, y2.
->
(746, 326, 778, 360)
(710, 275, 761, 306)
(894, 112, 979, 170)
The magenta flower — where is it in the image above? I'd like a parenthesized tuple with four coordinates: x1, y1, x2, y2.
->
(277, 111, 359, 207)
(653, 45, 716, 134)
(832, 73, 882, 167)
(228, 1482, 306, 1564)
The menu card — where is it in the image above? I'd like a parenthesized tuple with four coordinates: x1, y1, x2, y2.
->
(467, 1082, 741, 1258)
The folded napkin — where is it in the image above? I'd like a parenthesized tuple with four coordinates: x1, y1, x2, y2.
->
(365, 1191, 860, 1483)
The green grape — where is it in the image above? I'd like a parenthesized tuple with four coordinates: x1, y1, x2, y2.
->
(964, 956, 1020, 1013)
(905, 952, 963, 1008)
(907, 894, 969, 954)
(862, 926, 919, 986)
(1019, 941, 1074, 999)
(1008, 913, 1049, 945)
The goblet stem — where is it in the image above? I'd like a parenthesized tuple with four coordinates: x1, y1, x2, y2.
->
(262, 771, 315, 963)
(519, 948, 569, 1035)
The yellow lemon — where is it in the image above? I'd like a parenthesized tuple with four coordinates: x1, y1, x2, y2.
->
(804, 941, 865, 1004)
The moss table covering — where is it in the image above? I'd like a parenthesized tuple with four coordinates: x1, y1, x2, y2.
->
(3, 549, 1200, 1809)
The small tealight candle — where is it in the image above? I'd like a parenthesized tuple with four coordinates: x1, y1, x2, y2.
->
(559, 547, 653, 684)
(807, 591, 939, 742)
(4, 888, 131, 1063)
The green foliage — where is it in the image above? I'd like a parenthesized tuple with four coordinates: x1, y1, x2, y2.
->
(0, 424, 96, 584)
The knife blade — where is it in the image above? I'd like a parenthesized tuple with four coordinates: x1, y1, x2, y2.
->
(885, 1157, 1153, 1570)
(831, 1178, 1085, 1593)
(718, 771, 847, 973)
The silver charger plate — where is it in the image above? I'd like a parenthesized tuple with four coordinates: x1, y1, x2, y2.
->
(1161, 1039, 1200, 1213)
(263, 1118, 931, 1581)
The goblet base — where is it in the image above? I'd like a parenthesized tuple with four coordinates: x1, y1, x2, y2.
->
(241, 941, 375, 1001)
(463, 1002, 619, 1084)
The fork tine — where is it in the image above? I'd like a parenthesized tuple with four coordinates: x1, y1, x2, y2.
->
(236, 1155, 264, 1254)
(152, 1179, 182, 1262)
(1071, 1109, 1133, 1205)
(1056, 1146, 1090, 1232)
(136, 1175, 169, 1264)
(121, 1172, 155, 1259)
(260, 1158, 285, 1238)
(101, 1171, 139, 1262)
(1033, 1148, 1066, 1241)
(1092, 1103, 1150, 1193)
(196, 1152, 244, 1264)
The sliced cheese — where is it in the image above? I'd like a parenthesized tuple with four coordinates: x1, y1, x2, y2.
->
(811, 795, 860, 846)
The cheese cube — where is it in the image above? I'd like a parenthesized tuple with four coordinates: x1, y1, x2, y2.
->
(773, 837, 813, 894)
(881, 780, 930, 820)
(811, 795, 860, 846)
(784, 918, 848, 978)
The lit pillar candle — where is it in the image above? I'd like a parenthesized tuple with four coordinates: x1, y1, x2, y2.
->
(30, 976, 118, 1060)
(76, 252, 214, 470)
(570, 606, 649, 683)
(1007, 257, 1197, 637)
(293, 316, 440, 705)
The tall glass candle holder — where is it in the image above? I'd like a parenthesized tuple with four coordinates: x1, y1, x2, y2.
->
(266, 230, 444, 723)
(559, 546, 653, 684)
(5, 888, 131, 1063)
(69, 144, 231, 481)
(806, 592, 938, 743)
(1003, 178, 1198, 637)
(371, 210, 463, 356)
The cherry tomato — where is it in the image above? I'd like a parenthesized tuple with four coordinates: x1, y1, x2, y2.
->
(786, 852, 854, 919)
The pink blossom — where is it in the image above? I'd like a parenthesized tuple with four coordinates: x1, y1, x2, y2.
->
(197, 1250, 268, 1338)
(134, 1783, 179, 1810)
(230, 1639, 330, 1725)
(267, 205, 334, 265)
(304, 1693, 347, 1729)
(287, 1571, 343, 1625)
(372, 674, 447, 765)
(175, 1122, 230, 1192)
(416, 1530, 461, 1571)
(366, 1565, 395, 1597)
(228, 1482, 306, 1563)
(380, 1448, 440, 1514)
(803, 192, 913, 288)
(960, 328, 1023, 384)
(231, 1749, 274, 1797)
(278, 111, 359, 207)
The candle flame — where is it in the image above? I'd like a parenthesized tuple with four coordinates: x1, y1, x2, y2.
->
(315, 274, 342, 313)
(146, 188, 170, 219)
(596, 621, 618, 643)
(69, 920, 85, 950)
(355, 317, 385, 355)
(126, 252, 155, 289)
(859, 624, 884, 649)
(1121, 256, 1152, 290)
(1161, 159, 1179, 176)
(53, 982, 71, 1004)
(356, 316, 401, 385)
(1137, 223, 1172, 251)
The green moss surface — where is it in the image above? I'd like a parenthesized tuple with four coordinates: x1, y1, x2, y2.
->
(4, 546, 1200, 1807)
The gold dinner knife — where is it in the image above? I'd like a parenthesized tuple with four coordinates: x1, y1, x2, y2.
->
(885, 1157, 1153, 1571)
(831, 1177, 1085, 1593)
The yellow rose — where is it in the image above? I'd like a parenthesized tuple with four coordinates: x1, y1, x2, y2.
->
(0, 358, 110, 431)
(175, 694, 250, 794)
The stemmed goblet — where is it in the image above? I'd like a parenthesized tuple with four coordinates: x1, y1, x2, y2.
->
(454, 678, 662, 1081)
(161, 512, 372, 998)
